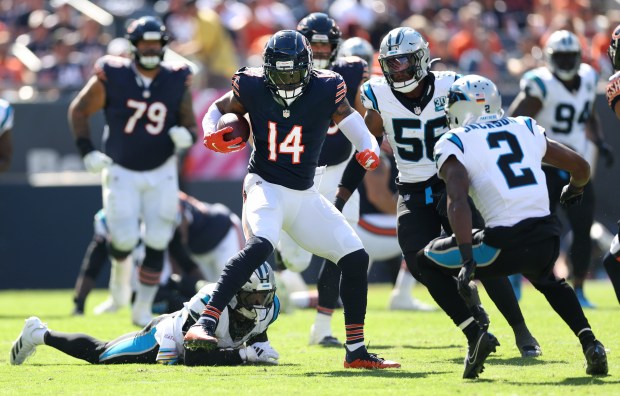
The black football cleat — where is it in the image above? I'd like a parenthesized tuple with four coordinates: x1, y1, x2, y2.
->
(183, 323, 218, 351)
(584, 340, 608, 376)
(463, 330, 500, 379)
(516, 334, 542, 358)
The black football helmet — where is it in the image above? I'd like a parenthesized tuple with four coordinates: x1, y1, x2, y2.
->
(263, 30, 313, 100)
(609, 24, 620, 71)
(125, 16, 169, 70)
(297, 13, 341, 69)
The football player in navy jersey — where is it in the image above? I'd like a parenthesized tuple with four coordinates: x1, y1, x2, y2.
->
(68, 16, 197, 327)
(333, 27, 542, 358)
(185, 30, 400, 369)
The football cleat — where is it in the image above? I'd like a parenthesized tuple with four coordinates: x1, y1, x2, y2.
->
(516, 334, 542, 358)
(344, 346, 401, 369)
(389, 294, 436, 311)
(463, 330, 500, 379)
(10, 316, 47, 365)
(575, 288, 597, 309)
(183, 323, 218, 351)
(309, 324, 341, 347)
(93, 297, 121, 315)
(584, 340, 608, 376)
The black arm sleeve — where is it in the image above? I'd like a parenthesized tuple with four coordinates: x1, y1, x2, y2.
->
(81, 236, 109, 279)
(338, 134, 384, 195)
(183, 347, 244, 366)
(168, 229, 200, 274)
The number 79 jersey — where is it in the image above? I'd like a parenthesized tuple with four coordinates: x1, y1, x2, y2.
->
(434, 116, 550, 228)
(360, 71, 458, 183)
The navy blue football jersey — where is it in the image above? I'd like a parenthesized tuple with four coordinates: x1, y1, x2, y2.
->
(232, 67, 346, 190)
(317, 56, 369, 167)
(358, 154, 397, 216)
(178, 193, 233, 254)
(96, 55, 191, 171)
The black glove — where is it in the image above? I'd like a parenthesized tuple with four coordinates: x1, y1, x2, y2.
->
(597, 141, 615, 168)
(559, 183, 584, 208)
(457, 259, 477, 298)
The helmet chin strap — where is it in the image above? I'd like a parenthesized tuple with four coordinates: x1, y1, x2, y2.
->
(313, 58, 330, 69)
(138, 55, 161, 70)
(393, 77, 419, 93)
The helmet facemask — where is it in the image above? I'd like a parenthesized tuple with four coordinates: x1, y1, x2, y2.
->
(380, 50, 428, 93)
(228, 262, 276, 321)
(544, 30, 581, 82)
(126, 17, 169, 70)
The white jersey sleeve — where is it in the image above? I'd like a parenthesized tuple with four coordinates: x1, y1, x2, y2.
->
(434, 131, 466, 172)
(519, 68, 547, 102)
(0, 99, 14, 137)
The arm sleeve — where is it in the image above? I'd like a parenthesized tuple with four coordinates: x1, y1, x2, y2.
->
(337, 111, 380, 155)
(520, 71, 546, 101)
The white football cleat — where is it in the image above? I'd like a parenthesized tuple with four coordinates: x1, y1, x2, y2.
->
(389, 294, 436, 311)
(10, 316, 47, 365)
(93, 297, 121, 315)
(132, 303, 153, 327)
(309, 324, 341, 347)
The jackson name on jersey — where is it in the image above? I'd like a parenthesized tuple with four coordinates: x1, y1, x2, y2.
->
(360, 71, 459, 183)
(519, 64, 597, 156)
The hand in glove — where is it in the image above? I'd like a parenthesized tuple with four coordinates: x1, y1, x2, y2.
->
(239, 341, 279, 364)
(169, 126, 194, 150)
(204, 127, 246, 154)
(559, 183, 584, 208)
(457, 259, 477, 299)
(83, 150, 112, 173)
(355, 149, 379, 171)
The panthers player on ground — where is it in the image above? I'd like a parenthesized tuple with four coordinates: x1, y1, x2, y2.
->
(71, 192, 243, 316)
(273, 12, 370, 347)
(0, 98, 13, 172)
(509, 30, 614, 308)
(602, 24, 620, 305)
(185, 30, 399, 369)
(68, 16, 197, 327)
(415, 75, 607, 378)
(11, 263, 280, 366)
(334, 27, 541, 357)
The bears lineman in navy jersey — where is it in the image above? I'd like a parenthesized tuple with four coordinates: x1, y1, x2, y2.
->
(185, 29, 400, 369)
(68, 16, 197, 327)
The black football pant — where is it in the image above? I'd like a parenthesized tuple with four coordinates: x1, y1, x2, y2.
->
(415, 232, 591, 336)
(544, 166, 595, 281)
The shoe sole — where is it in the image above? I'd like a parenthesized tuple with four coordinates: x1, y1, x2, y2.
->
(344, 360, 401, 369)
(183, 338, 218, 351)
(463, 333, 500, 379)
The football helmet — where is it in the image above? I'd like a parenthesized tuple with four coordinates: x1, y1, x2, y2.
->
(297, 13, 341, 69)
(263, 30, 313, 100)
(608, 24, 620, 71)
(445, 75, 504, 129)
(125, 16, 169, 70)
(229, 262, 276, 321)
(378, 27, 430, 93)
(544, 30, 581, 81)
(338, 37, 374, 67)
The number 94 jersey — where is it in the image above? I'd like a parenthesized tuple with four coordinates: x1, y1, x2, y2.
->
(519, 64, 597, 157)
(360, 71, 459, 183)
(434, 116, 550, 228)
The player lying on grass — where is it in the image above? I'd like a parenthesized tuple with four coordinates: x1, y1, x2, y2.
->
(10, 263, 280, 366)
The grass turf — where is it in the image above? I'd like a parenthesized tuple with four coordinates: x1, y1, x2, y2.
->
(1, 281, 619, 395)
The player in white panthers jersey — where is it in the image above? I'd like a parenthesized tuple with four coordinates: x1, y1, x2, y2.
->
(415, 74, 607, 379)
(10, 263, 280, 366)
(509, 30, 615, 308)
(0, 98, 14, 172)
(336, 27, 541, 357)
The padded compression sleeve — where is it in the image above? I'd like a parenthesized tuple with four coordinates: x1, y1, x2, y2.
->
(337, 111, 379, 156)
(202, 102, 223, 138)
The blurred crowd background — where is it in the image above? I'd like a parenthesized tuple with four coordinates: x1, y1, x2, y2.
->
(1, 0, 620, 101)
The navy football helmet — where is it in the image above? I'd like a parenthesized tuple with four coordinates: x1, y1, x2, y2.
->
(125, 16, 169, 70)
(263, 30, 313, 100)
(297, 13, 341, 69)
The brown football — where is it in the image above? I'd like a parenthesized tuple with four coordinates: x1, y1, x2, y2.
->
(217, 113, 251, 143)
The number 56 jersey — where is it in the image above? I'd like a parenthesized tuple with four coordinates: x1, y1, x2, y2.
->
(360, 71, 459, 183)
(434, 116, 550, 228)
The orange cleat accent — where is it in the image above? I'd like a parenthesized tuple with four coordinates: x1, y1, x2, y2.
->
(183, 324, 218, 351)
(343, 346, 401, 369)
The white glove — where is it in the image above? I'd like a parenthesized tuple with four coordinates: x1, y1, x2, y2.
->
(169, 126, 194, 150)
(239, 341, 279, 364)
(83, 150, 112, 173)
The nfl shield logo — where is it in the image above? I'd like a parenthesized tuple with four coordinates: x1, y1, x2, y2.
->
(413, 106, 422, 115)
(283, 109, 290, 118)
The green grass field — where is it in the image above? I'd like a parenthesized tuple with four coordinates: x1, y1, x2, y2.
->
(1, 282, 619, 395)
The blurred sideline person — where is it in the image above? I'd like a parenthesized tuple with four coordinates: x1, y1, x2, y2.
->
(508, 30, 615, 308)
(602, 24, 620, 305)
(416, 74, 607, 378)
(0, 97, 13, 172)
(11, 264, 280, 366)
(185, 30, 400, 369)
(274, 13, 371, 347)
(68, 17, 197, 327)
(72, 191, 243, 317)
(335, 27, 541, 357)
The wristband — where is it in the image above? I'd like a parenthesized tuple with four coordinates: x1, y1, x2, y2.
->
(459, 243, 473, 262)
(75, 137, 95, 158)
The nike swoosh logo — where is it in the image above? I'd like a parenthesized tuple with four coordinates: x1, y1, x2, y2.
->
(467, 334, 483, 364)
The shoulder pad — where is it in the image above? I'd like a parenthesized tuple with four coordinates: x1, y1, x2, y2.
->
(361, 80, 379, 112)
(521, 69, 548, 100)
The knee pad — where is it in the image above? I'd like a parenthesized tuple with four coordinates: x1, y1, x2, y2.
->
(108, 242, 133, 260)
(143, 227, 174, 251)
(337, 249, 369, 275)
